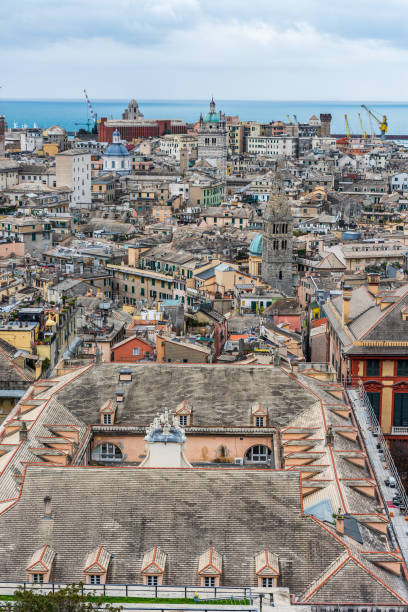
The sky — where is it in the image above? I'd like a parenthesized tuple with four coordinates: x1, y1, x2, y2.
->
(2, 0, 408, 100)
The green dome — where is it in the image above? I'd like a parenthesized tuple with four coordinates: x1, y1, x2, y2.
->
(249, 233, 263, 256)
(203, 112, 220, 123)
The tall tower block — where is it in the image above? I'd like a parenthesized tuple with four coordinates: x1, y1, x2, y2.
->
(262, 173, 294, 296)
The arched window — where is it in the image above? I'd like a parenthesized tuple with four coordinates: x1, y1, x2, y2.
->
(245, 445, 271, 463)
(92, 443, 123, 463)
(279, 271, 283, 280)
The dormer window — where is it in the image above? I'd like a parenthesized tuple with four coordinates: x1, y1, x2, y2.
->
(176, 400, 192, 427)
(251, 402, 268, 427)
(100, 400, 116, 425)
(197, 548, 222, 587)
(26, 545, 55, 584)
(255, 550, 279, 588)
(33, 574, 44, 584)
(84, 546, 111, 585)
(141, 546, 167, 586)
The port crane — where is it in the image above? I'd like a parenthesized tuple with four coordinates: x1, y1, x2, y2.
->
(361, 104, 388, 139)
(75, 90, 98, 134)
(358, 113, 367, 139)
(344, 114, 351, 139)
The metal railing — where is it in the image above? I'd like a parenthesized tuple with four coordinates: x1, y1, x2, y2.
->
(358, 381, 408, 516)
(0, 582, 253, 602)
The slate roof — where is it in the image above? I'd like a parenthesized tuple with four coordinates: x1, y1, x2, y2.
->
(55, 364, 317, 428)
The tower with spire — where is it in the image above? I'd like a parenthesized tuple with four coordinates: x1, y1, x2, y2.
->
(197, 98, 227, 183)
(262, 168, 294, 296)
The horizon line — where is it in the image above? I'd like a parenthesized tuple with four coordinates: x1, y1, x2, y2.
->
(1, 98, 408, 104)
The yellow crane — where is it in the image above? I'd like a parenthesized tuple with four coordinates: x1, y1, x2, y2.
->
(361, 104, 388, 139)
(344, 114, 351, 139)
(358, 113, 367, 139)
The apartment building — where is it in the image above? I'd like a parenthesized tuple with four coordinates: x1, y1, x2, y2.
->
(56, 150, 91, 207)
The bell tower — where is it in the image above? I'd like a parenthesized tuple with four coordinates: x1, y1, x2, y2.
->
(262, 171, 294, 296)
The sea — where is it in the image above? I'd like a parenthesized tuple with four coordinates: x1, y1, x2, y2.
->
(1, 99, 408, 135)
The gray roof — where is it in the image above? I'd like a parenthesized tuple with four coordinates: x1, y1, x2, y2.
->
(55, 364, 317, 428)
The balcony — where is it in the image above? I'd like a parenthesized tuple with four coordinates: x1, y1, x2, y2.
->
(391, 426, 408, 435)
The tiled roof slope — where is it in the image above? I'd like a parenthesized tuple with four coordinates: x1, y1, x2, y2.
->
(0, 466, 344, 595)
(55, 364, 317, 427)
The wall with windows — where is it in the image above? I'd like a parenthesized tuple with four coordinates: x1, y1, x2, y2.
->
(351, 357, 408, 436)
(90, 433, 276, 466)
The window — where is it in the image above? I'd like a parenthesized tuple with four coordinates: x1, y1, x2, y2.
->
(147, 575, 158, 586)
(278, 271, 282, 280)
(367, 392, 380, 421)
(133, 348, 140, 356)
(255, 416, 265, 427)
(204, 577, 216, 587)
(94, 443, 122, 462)
(90, 575, 101, 585)
(103, 414, 112, 425)
(141, 288, 145, 296)
(397, 360, 408, 376)
(245, 445, 271, 463)
(394, 393, 408, 427)
(262, 577, 274, 588)
(179, 415, 188, 426)
(366, 359, 380, 376)
(33, 574, 44, 584)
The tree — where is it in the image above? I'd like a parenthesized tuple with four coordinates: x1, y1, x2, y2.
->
(2, 583, 122, 611)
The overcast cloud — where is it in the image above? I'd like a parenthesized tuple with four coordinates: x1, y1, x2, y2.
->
(1, 0, 408, 99)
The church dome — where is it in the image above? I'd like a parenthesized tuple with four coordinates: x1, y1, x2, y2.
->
(104, 130, 130, 157)
(249, 233, 263, 256)
(203, 112, 220, 123)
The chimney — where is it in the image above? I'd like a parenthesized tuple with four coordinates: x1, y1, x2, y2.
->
(336, 508, 344, 535)
(325, 426, 334, 446)
(19, 421, 28, 442)
(342, 285, 352, 325)
(43, 496, 52, 517)
(367, 273, 380, 296)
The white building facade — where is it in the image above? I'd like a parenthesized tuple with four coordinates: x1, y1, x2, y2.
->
(56, 150, 92, 207)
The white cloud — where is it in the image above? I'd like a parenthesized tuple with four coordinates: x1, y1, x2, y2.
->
(1, 0, 408, 98)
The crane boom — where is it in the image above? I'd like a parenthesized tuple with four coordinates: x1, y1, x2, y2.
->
(344, 114, 351, 139)
(83, 89, 97, 124)
(358, 113, 366, 139)
(361, 104, 388, 139)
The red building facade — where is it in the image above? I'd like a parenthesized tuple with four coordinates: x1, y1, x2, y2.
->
(98, 118, 187, 143)
(112, 336, 154, 363)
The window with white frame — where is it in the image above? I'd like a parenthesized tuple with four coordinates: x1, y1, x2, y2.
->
(255, 416, 264, 427)
(133, 348, 140, 356)
(90, 574, 101, 585)
(262, 577, 274, 587)
(245, 445, 271, 463)
(204, 576, 216, 587)
(33, 574, 44, 584)
(93, 443, 123, 462)
(103, 414, 112, 425)
(147, 575, 158, 586)
(179, 415, 188, 427)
